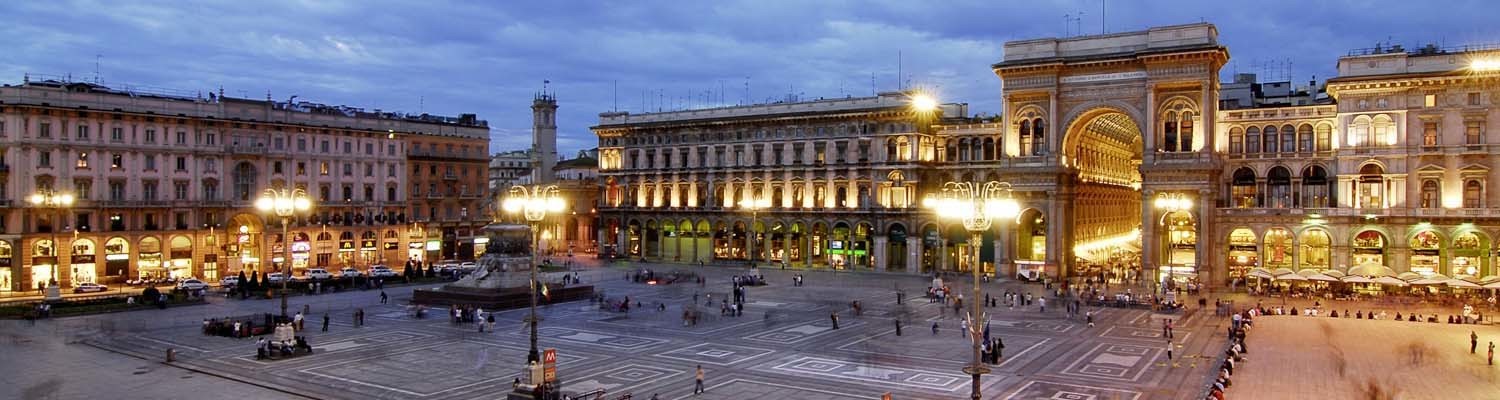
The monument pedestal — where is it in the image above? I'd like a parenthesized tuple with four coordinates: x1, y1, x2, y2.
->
(44, 284, 62, 302)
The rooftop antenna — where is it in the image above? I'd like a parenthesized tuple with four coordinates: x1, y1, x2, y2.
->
(612, 80, 618, 112)
(744, 76, 750, 105)
(93, 54, 101, 84)
(870, 72, 876, 96)
(419, 96, 425, 114)
(1100, 0, 1106, 34)
(897, 50, 903, 91)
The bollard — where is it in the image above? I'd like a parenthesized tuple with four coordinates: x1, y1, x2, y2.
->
(166, 348, 176, 362)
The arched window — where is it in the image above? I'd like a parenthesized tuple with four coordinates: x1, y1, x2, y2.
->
(1031, 118, 1046, 155)
(1298, 124, 1314, 153)
(1263, 126, 1278, 153)
(1465, 180, 1484, 208)
(1315, 124, 1332, 151)
(1245, 127, 1260, 154)
(1301, 165, 1331, 208)
(1231, 167, 1258, 208)
(982, 138, 995, 160)
(1019, 120, 1033, 156)
(970, 138, 982, 161)
(1162, 110, 1179, 152)
(1358, 163, 1385, 208)
(886, 138, 898, 161)
(895, 136, 910, 161)
(958, 138, 970, 161)
(1372, 114, 1395, 146)
(1159, 101, 1196, 152)
(1267, 166, 1291, 208)
(1420, 180, 1440, 209)
(1229, 127, 1244, 154)
(1280, 125, 1295, 154)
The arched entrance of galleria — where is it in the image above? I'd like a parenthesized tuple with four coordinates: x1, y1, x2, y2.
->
(993, 23, 1227, 287)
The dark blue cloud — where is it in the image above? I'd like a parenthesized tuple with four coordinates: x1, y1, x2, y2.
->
(2, 0, 1496, 156)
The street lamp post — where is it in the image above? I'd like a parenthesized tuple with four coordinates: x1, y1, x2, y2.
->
(925, 181, 1019, 400)
(255, 188, 312, 318)
(502, 184, 565, 365)
(204, 223, 222, 281)
(739, 197, 770, 268)
(29, 189, 75, 290)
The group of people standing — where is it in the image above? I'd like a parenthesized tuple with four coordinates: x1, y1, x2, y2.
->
(449, 304, 495, 332)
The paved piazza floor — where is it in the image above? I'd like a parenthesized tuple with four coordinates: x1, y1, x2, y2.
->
(2, 262, 1234, 399)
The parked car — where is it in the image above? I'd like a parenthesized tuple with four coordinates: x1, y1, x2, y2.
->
(266, 272, 287, 284)
(220, 276, 241, 287)
(73, 282, 109, 293)
(177, 279, 209, 291)
(369, 266, 398, 278)
(304, 268, 333, 280)
(339, 267, 363, 278)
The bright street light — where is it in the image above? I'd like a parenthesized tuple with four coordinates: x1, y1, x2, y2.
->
(503, 184, 565, 367)
(925, 180, 1018, 400)
(911, 94, 938, 112)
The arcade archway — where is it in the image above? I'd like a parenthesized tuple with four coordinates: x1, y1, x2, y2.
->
(1063, 109, 1145, 277)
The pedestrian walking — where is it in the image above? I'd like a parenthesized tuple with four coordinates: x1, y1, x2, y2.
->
(830, 312, 840, 330)
(1473, 331, 1479, 354)
(1164, 319, 1174, 339)
(1039, 297, 1046, 313)
(1490, 342, 1495, 366)
(995, 337, 1005, 363)
(380, 290, 388, 304)
(293, 312, 304, 331)
(932, 322, 939, 335)
(1165, 340, 1173, 361)
(322, 313, 329, 332)
(961, 318, 969, 338)
(1086, 311, 1095, 327)
(693, 365, 705, 394)
(895, 319, 902, 336)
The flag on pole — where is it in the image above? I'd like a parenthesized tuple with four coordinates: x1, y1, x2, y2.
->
(539, 280, 550, 300)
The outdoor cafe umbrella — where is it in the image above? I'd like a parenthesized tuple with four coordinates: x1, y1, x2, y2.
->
(1277, 273, 1309, 281)
(1483, 280, 1500, 289)
(1322, 270, 1347, 278)
(1397, 272, 1424, 282)
(1271, 268, 1296, 277)
(1373, 276, 1409, 286)
(1307, 273, 1340, 283)
(1410, 274, 1451, 286)
(1248, 268, 1276, 279)
(1341, 275, 1374, 284)
(1446, 278, 1482, 289)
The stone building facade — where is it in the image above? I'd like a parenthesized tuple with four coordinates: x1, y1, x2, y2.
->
(0, 77, 486, 292)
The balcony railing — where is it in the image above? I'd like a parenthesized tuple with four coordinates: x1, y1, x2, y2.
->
(225, 144, 267, 155)
(408, 148, 489, 161)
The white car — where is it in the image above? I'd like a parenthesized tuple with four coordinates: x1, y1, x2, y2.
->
(73, 282, 109, 293)
(266, 272, 287, 284)
(220, 276, 241, 287)
(304, 268, 333, 280)
(369, 266, 398, 278)
(339, 267, 363, 278)
(176, 279, 209, 291)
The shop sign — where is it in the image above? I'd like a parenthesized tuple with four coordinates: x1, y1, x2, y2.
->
(170, 249, 192, 259)
(361, 240, 377, 250)
(1353, 248, 1384, 255)
(425, 240, 442, 251)
(32, 256, 58, 265)
(105, 253, 130, 261)
(409, 242, 423, 249)
(383, 241, 399, 250)
(273, 244, 284, 254)
(292, 242, 311, 253)
(72, 254, 95, 264)
(339, 241, 356, 252)
(204, 254, 218, 263)
(1413, 249, 1441, 256)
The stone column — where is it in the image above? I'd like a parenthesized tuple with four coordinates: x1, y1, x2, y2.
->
(873, 236, 888, 272)
(907, 236, 922, 274)
(1140, 189, 1158, 285)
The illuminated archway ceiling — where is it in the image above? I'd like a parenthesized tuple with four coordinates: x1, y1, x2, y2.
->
(1081, 112, 1143, 158)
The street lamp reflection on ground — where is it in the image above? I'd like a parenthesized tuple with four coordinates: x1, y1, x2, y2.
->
(925, 181, 1019, 400)
(739, 197, 770, 267)
(30, 189, 74, 291)
(255, 188, 312, 318)
(501, 184, 565, 365)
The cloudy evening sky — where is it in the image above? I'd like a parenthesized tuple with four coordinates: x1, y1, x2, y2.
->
(3, 0, 1498, 156)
